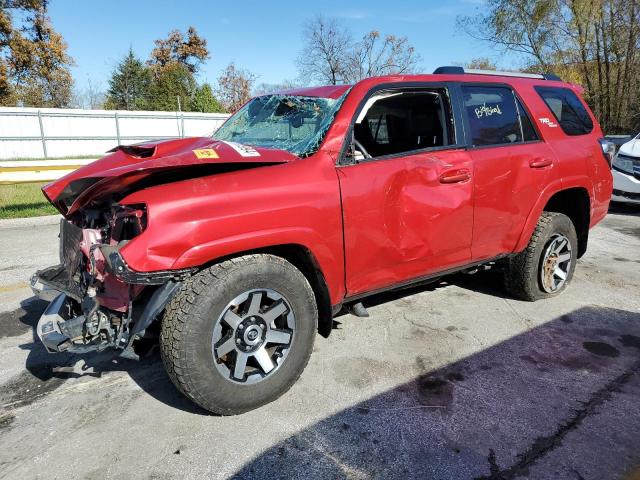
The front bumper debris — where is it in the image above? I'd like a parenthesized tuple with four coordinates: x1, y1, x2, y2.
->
(36, 294, 82, 353)
(30, 273, 61, 302)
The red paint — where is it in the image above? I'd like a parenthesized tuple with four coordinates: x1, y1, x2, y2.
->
(43, 73, 612, 308)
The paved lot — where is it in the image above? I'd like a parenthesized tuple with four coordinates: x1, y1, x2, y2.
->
(0, 206, 639, 480)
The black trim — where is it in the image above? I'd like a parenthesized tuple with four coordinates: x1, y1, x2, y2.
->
(34, 264, 85, 302)
(433, 66, 465, 75)
(612, 189, 640, 201)
(101, 246, 195, 285)
(342, 255, 508, 304)
(337, 82, 466, 166)
(129, 281, 182, 341)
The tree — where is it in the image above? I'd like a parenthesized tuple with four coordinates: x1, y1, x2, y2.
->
(146, 62, 196, 111)
(465, 57, 498, 70)
(297, 16, 352, 85)
(216, 62, 256, 112)
(149, 27, 209, 74)
(297, 16, 421, 85)
(190, 83, 224, 112)
(458, 0, 640, 133)
(344, 31, 421, 82)
(253, 80, 301, 96)
(0, 0, 74, 107)
(105, 49, 151, 110)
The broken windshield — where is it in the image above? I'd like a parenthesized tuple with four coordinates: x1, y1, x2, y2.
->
(213, 93, 345, 157)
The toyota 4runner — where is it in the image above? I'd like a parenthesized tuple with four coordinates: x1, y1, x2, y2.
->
(32, 67, 614, 414)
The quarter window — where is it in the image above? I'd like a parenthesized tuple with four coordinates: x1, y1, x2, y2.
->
(462, 86, 522, 146)
(535, 86, 593, 136)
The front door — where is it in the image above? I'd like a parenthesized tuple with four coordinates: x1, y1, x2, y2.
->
(338, 86, 474, 297)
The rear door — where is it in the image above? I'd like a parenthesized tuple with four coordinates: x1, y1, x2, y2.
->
(459, 84, 559, 261)
(338, 84, 474, 296)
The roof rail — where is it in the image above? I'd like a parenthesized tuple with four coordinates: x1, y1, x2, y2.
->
(433, 66, 561, 81)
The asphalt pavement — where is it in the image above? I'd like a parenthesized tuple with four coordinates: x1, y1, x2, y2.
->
(0, 206, 639, 479)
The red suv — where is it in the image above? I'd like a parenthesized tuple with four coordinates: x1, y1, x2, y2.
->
(33, 67, 613, 414)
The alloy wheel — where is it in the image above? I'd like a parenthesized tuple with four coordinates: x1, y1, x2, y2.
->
(540, 233, 573, 293)
(212, 289, 295, 384)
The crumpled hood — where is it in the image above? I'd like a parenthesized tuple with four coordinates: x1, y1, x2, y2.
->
(42, 137, 299, 215)
(618, 136, 640, 158)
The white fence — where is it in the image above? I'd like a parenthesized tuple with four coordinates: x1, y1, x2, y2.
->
(0, 107, 230, 159)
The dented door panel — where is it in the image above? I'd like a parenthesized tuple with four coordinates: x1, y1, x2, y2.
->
(338, 149, 473, 296)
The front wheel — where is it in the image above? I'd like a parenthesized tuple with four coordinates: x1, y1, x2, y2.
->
(504, 212, 578, 301)
(160, 254, 318, 415)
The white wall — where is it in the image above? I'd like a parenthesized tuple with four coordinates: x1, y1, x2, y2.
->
(0, 107, 230, 159)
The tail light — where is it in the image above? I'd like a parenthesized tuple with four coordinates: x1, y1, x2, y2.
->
(598, 138, 616, 167)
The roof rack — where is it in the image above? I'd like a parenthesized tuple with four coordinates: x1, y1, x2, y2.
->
(433, 66, 561, 81)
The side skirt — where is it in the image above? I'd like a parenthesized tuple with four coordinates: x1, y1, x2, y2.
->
(336, 254, 509, 310)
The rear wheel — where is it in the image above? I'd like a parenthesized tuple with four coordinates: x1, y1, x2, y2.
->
(505, 212, 578, 301)
(160, 254, 317, 415)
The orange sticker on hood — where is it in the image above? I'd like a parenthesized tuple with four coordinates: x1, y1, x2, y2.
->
(193, 148, 219, 159)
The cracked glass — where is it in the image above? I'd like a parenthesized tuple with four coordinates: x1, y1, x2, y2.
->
(213, 93, 347, 157)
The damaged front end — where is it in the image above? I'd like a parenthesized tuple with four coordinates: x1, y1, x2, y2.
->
(32, 207, 190, 355)
(32, 136, 299, 356)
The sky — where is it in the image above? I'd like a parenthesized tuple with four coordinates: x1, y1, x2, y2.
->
(47, 0, 520, 92)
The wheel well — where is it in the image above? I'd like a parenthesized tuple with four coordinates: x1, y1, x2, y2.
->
(203, 244, 334, 338)
(543, 188, 591, 258)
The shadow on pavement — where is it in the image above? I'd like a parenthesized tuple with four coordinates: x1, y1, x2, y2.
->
(232, 306, 640, 480)
(1, 296, 207, 415)
(4, 287, 640, 479)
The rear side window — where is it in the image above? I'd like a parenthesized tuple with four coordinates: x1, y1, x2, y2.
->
(535, 86, 593, 136)
(461, 86, 522, 146)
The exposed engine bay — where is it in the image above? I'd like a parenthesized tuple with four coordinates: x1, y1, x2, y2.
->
(32, 204, 190, 356)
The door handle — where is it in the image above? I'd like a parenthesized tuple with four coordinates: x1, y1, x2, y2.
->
(439, 169, 471, 184)
(529, 157, 553, 168)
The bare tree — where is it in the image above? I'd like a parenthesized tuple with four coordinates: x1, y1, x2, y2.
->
(343, 31, 421, 82)
(72, 78, 105, 109)
(297, 16, 352, 85)
(297, 16, 421, 85)
(216, 62, 256, 113)
(253, 79, 301, 96)
(464, 57, 498, 70)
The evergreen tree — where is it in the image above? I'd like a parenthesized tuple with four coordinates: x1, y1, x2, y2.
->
(146, 62, 196, 111)
(105, 48, 151, 110)
(190, 83, 223, 113)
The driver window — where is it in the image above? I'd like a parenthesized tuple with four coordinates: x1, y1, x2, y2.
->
(351, 88, 453, 160)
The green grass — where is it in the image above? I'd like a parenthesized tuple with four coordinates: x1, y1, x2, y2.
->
(0, 183, 58, 219)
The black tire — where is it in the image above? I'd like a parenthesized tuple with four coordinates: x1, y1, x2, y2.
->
(505, 212, 578, 301)
(160, 254, 318, 415)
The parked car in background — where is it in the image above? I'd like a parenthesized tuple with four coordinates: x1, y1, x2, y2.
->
(32, 67, 613, 415)
(612, 133, 640, 204)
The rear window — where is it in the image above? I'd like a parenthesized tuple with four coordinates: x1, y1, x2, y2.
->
(461, 86, 522, 146)
(535, 86, 593, 136)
